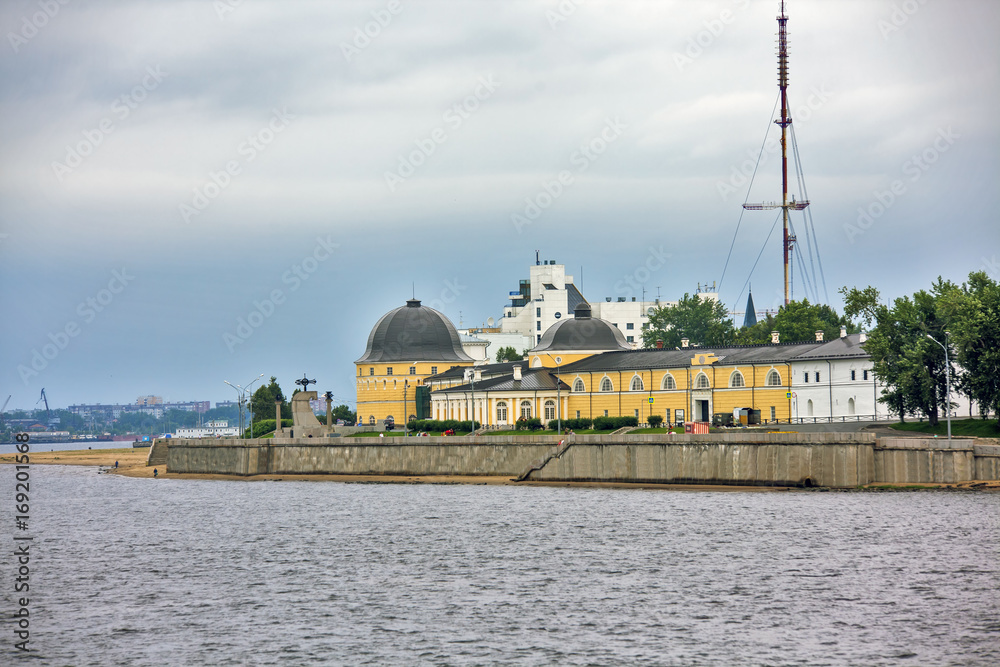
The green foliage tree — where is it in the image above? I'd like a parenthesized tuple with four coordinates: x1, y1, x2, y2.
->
(250, 376, 292, 423)
(642, 293, 735, 348)
(842, 279, 957, 425)
(332, 404, 356, 424)
(495, 346, 523, 363)
(937, 271, 1000, 424)
(734, 300, 855, 344)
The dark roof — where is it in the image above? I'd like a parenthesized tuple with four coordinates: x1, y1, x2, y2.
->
(743, 291, 757, 328)
(436, 368, 570, 394)
(559, 337, 869, 373)
(792, 334, 870, 359)
(531, 301, 631, 353)
(426, 361, 519, 382)
(356, 299, 474, 364)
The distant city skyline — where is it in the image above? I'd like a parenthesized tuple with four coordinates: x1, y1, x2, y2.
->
(2, 0, 997, 411)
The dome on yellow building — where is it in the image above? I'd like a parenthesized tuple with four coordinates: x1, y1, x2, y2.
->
(356, 299, 473, 363)
(531, 301, 631, 353)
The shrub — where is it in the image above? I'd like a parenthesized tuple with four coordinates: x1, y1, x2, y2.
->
(245, 419, 293, 438)
(647, 415, 664, 428)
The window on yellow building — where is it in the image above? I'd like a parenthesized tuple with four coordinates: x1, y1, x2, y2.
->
(409, 367, 416, 375)
(770, 406, 776, 421)
(696, 373, 710, 389)
(520, 400, 532, 419)
(630, 376, 644, 391)
(544, 401, 555, 420)
(431, 366, 438, 375)
(497, 402, 508, 422)
(370, 368, 374, 376)
(573, 378, 585, 392)
(730, 371, 745, 388)
(662, 374, 676, 390)
(600, 377, 613, 392)
(766, 370, 781, 386)
(387, 367, 393, 376)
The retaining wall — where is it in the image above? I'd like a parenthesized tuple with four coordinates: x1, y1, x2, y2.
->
(160, 432, 1000, 487)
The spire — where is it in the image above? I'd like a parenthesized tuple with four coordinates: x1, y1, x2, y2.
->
(743, 291, 758, 328)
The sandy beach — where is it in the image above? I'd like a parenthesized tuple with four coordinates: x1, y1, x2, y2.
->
(4, 447, 998, 491)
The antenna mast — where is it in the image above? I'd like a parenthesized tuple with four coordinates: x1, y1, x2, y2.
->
(743, 0, 809, 305)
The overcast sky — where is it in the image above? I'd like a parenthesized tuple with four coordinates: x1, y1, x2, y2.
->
(1, 0, 997, 412)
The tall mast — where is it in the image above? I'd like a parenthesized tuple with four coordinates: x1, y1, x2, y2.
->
(744, 0, 809, 306)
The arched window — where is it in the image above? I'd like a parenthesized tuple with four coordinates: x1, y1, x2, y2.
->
(766, 370, 782, 386)
(807, 399, 814, 417)
(520, 400, 532, 419)
(544, 400, 556, 420)
(630, 376, 644, 392)
(600, 377, 613, 392)
(573, 378, 585, 392)
(496, 401, 508, 422)
(368, 415, 376, 425)
(848, 397, 856, 415)
(696, 373, 710, 389)
(730, 371, 745, 388)
(661, 374, 676, 390)
(532, 357, 542, 368)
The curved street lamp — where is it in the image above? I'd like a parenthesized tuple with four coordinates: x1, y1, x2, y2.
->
(224, 373, 264, 439)
(925, 333, 951, 443)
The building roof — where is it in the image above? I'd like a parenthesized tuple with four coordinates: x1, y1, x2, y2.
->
(435, 368, 570, 394)
(356, 299, 474, 364)
(743, 291, 757, 328)
(426, 361, 521, 382)
(559, 335, 869, 373)
(530, 302, 631, 353)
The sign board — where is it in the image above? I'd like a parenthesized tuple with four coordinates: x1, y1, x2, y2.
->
(786, 392, 792, 399)
(647, 397, 654, 404)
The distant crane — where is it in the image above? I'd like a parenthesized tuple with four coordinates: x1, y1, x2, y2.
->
(37, 388, 50, 417)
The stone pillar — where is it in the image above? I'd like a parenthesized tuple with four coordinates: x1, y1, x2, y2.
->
(275, 400, 283, 436)
(326, 395, 333, 426)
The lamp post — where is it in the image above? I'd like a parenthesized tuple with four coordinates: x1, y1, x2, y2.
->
(403, 381, 409, 436)
(224, 373, 263, 439)
(544, 354, 563, 433)
(926, 333, 951, 443)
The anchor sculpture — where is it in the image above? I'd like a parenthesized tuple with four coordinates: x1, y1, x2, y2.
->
(295, 374, 316, 392)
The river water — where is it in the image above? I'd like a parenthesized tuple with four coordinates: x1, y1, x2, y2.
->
(2, 465, 998, 665)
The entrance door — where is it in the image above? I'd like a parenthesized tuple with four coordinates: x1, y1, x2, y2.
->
(696, 400, 709, 422)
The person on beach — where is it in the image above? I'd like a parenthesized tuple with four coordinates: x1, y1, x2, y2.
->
(153, 468, 158, 477)
(115, 460, 118, 468)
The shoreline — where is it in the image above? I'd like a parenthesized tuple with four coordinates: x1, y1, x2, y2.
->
(3, 448, 999, 491)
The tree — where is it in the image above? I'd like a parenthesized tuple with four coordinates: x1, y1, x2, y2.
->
(250, 376, 292, 423)
(938, 271, 1000, 424)
(495, 346, 523, 363)
(332, 404, 356, 424)
(734, 300, 855, 345)
(642, 293, 735, 348)
(842, 280, 957, 425)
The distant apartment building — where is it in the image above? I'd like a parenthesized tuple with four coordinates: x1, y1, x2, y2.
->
(136, 395, 163, 406)
(69, 400, 210, 419)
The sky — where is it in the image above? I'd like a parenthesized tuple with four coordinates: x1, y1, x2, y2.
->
(1, 0, 997, 412)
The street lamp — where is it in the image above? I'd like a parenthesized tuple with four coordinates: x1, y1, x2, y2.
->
(224, 373, 264, 439)
(543, 354, 563, 433)
(926, 333, 951, 443)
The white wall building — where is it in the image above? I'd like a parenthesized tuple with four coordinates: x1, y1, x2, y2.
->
(499, 257, 718, 349)
(174, 420, 240, 438)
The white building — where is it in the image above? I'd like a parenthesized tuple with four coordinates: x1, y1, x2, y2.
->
(174, 420, 240, 438)
(498, 257, 718, 349)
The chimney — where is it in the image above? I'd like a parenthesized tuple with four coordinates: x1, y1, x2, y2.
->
(840, 325, 847, 338)
(656, 339, 664, 349)
(859, 331, 867, 343)
(681, 338, 689, 348)
(815, 330, 824, 342)
(771, 331, 780, 344)
(473, 369, 482, 382)
(513, 365, 522, 381)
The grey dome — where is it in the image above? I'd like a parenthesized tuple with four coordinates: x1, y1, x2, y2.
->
(357, 299, 473, 363)
(531, 302, 631, 353)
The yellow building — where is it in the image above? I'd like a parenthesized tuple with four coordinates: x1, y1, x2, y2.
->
(356, 299, 474, 425)
(427, 302, 798, 427)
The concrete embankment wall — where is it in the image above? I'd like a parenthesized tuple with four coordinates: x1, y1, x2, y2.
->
(161, 432, 1000, 487)
(166, 435, 558, 477)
